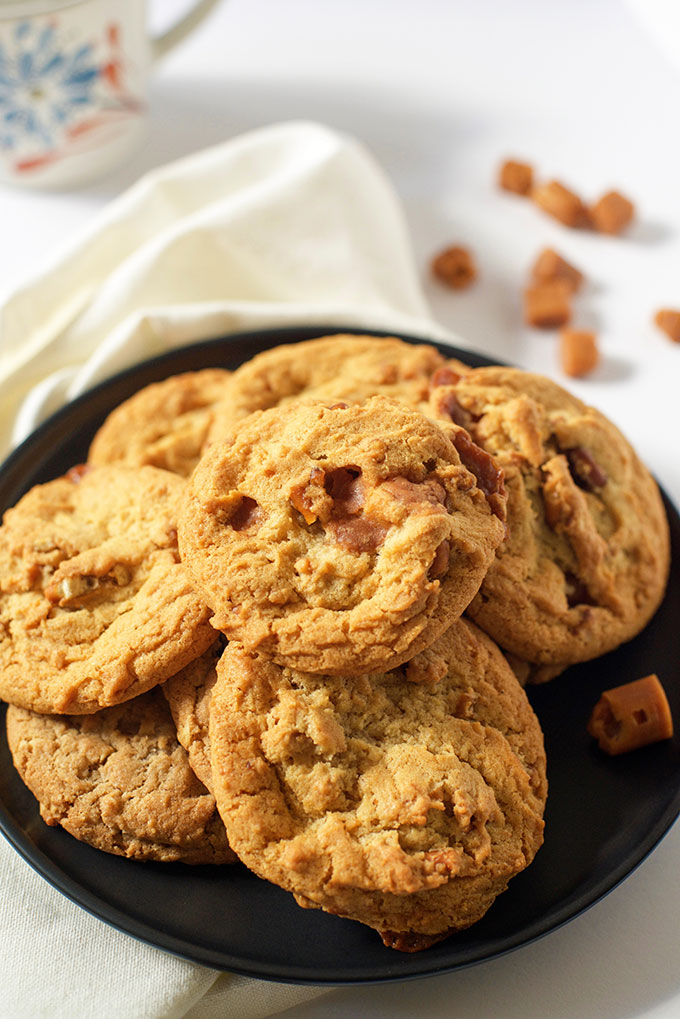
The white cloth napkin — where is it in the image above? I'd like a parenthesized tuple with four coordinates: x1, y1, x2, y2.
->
(0, 121, 456, 1019)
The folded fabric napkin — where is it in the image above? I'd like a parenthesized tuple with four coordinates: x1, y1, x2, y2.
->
(0, 121, 456, 1018)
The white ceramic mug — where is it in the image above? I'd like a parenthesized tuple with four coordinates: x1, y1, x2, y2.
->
(0, 0, 221, 188)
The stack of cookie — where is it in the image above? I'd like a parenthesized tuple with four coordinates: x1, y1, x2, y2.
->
(0, 335, 670, 952)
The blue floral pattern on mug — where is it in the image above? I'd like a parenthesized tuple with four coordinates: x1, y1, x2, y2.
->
(0, 22, 99, 150)
(0, 17, 141, 174)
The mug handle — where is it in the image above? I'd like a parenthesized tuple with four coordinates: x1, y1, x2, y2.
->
(151, 0, 223, 61)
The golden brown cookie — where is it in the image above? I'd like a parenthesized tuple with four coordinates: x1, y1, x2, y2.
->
(0, 464, 215, 714)
(163, 641, 221, 792)
(88, 369, 231, 477)
(207, 334, 467, 441)
(430, 367, 670, 666)
(209, 621, 546, 949)
(180, 397, 506, 675)
(6, 688, 235, 863)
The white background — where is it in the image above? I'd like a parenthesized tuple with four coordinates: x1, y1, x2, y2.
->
(2, 1, 679, 1017)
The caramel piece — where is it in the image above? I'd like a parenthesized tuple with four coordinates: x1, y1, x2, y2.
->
(228, 496, 262, 532)
(560, 329, 598, 378)
(530, 248, 583, 293)
(524, 281, 572, 329)
(588, 675, 674, 755)
(532, 180, 589, 228)
(431, 246, 477, 290)
(327, 516, 388, 554)
(654, 309, 680, 344)
(498, 159, 534, 196)
(565, 447, 607, 490)
(451, 430, 506, 522)
(590, 190, 634, 235)
(66, 463, 92, 484)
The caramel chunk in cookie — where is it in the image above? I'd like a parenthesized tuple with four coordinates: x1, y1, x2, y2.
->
(7, 688, 234, 863)
(429, 367, 670, 668)
(0, 465, 214, 714)
(209, 620, 546, 948)
(180, 397, 506, 675)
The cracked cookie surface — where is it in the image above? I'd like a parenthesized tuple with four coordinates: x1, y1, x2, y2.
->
(207, 334, 467, 441)
(430, 367, 670, 667)
(89, 369, 231, 477)
(180, 396, 506, 674)
(0, 464, 215, 714)
(6, 688, 235, 863)
(208, 621, 546, 947)
(163, 640, 222, 792)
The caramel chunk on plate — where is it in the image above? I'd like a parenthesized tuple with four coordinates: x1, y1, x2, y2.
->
(524, 281, 572, 329)
(531, 248, 583, 293)
(654, 309, 680, 344)
(499, 159, 534, 195)
(431, 245, 477, 289)
(532, 180, 589, 228)
(588, 674, 673, 755)
(560, 329, 599, 378)
(589, 190, 634, 235)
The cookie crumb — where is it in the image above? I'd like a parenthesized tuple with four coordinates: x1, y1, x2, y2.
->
(560, 329, 599, 377)
(532, 180, 589, 228)
(431, 246, 477, 289)
(524, 281, 572, 329)
(589, 190, 634, 235)
(498, 159, 533, 195)
(530, 248, 583, 293)
(654, 308, 680, 344)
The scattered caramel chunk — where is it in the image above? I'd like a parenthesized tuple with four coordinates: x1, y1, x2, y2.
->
(654, 309, 680, 344)
(431, 245, 477, 290)
(524, 281, 572, 329)
(498, 159, 534, 195)
(589, 190, 634, 235)
(532, 180, 589, 228)
(530, 248, 583, 293)
(588, 675, 674, 755)
(560, 328, 598, 378)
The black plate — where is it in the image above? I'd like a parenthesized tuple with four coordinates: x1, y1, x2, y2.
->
(1, 325, 679, 985)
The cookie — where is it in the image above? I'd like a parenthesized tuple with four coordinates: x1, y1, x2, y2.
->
(0, 464, 215, 714)
(430, 367, 670, 666)
(6, 688, 235, 863)
(163, 641, 221, 792)
(88, 369, 231, 477)
(207, 334, 467, 441)
(209, 621, 546, 948)
(179, 396, 506, 674)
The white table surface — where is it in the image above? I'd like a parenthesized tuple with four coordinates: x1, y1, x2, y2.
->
(2, 1, 679, 1017)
